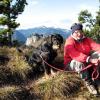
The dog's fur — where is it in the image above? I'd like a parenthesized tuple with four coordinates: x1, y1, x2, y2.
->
(17, 34, 63, 78)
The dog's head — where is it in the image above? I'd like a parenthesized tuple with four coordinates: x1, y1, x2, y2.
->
(51, 34, 63, 50)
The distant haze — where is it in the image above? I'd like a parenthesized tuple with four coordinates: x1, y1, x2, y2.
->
(12, 26, 71, 43)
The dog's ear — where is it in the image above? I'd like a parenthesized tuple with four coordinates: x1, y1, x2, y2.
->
(50, 34, 55, 44)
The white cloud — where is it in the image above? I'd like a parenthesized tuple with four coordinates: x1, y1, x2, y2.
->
(78, 4, 98, 16)
(29, 0, 39, 5)
(16, 0, 98, 29)
(16, 11, 78, 29)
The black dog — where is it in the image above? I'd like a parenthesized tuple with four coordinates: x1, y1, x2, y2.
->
(17, 34, 63, 78)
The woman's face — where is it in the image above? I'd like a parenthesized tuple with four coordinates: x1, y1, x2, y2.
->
(72, 30, 84, 40)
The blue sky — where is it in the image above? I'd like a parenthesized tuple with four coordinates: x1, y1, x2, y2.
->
(16, 0, 99, 29)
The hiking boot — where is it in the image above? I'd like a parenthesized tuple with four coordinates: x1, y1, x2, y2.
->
(85, 81, 98, 95)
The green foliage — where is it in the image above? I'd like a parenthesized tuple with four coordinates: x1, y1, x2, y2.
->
(0, 16, 8, 25)
(78, 10, 95, 28)
(96, 10, 100, 26)
(0, 0, 27, 44)
(78, 1, 100, 42)
(91, 25, 100, 42)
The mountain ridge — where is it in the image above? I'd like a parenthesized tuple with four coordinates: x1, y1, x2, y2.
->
(12, 26, 71, 43)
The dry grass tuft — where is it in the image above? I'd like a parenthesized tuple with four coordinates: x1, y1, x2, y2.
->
(0, 85, 19, 100)
(7, 48, 31, 79)
(28, 72, 82, 100)
(0, 47, 31, 83)
(0, 85, 33, 100)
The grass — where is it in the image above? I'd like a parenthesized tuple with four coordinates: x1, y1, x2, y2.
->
(0, 85, 34, 100)
(0, 46, 100, 100)
(0, 85, 19, 100)
(29, 72, 82, 100)
(0, 47, 31, 84)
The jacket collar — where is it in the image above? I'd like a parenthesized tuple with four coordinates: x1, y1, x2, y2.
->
(71, 34, 85, 41)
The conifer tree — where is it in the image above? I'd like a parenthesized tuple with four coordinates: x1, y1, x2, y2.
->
(0, 0, 27, 44)
(78, 0, 100, 42)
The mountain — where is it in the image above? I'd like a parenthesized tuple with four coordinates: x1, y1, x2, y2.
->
(12, 26, 71, 43)
(12, 30, 26, 43)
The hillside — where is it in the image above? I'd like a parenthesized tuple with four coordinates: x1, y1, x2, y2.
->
(0, 46, 100, 100)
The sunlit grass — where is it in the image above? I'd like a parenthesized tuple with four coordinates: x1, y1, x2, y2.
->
(0, 85, 34, 100)
(0, 46, 100, 99)
(7, 47, 31, 80)
(0, 46, 10, 55)
(0, 85, 19, 100)
(29, 72, 82, 100)
(0, 47, 31, 81)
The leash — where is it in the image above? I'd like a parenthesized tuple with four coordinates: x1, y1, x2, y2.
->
(92, 65, 99, 80)
(40, 55, 100, 80)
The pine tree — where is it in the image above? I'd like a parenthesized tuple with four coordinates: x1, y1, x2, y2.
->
(0, 0, 27, 45)
(78, 0, 100, 42)
(95, 0, 100, 26)
(91, 0, 100, 42)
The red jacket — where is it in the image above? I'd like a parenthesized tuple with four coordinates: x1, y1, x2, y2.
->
(64, 36, 100, 66)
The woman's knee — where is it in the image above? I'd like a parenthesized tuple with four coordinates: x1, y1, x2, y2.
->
(70, 60, 84, 72)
